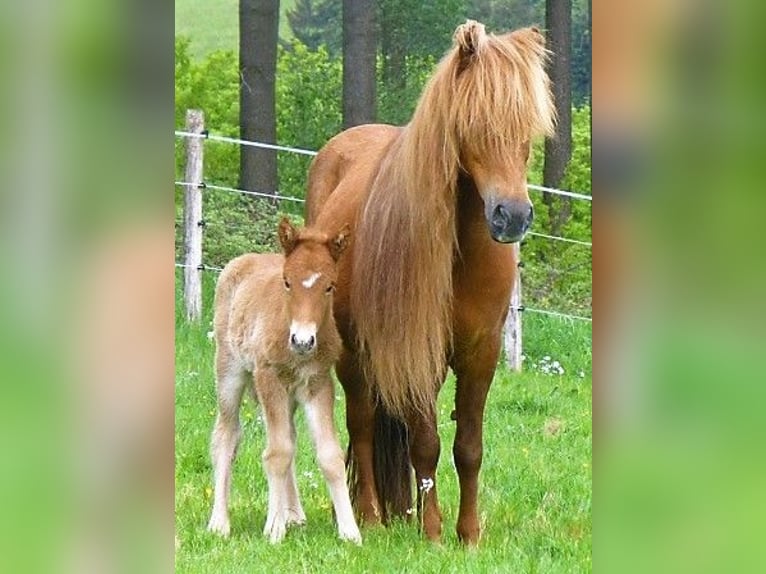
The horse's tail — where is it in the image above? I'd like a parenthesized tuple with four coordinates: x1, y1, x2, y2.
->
(373, 405, 412, 522)
(346, 403, 412, 523)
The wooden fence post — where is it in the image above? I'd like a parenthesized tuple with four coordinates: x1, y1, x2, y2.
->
(183, 109, 204, 321)
(504, 242, 523, 371)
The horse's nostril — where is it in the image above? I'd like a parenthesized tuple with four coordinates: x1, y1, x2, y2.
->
(493, 204, 510, 225)
(307, 335, 315, 348)
(290, 333, 298, 346)
(528, 204, 534, 222)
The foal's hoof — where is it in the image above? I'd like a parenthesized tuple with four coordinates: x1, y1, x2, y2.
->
(207, 514, 231, 538)
(339, 524, 362, 545)
(263, 515, 288, 543)
(286, 507, 306, 526)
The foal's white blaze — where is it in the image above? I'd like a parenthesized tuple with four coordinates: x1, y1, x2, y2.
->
(289, 321, 317, 346)
(301, 272, 321, 289)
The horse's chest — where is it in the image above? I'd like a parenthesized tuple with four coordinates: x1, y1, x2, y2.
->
(279, 361, 324, 399)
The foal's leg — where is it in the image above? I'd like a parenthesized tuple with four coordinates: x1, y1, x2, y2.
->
(406, 406, 443, 542)
(337, 352, 381, 524)
(303, 376, 361, 544)
(254, 368, 295, 543)
(208, 350, 248, 537)
(451, 339, 500, 546)
(285, 407, 306, 526)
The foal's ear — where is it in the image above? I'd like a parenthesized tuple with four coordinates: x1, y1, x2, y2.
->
(328, 224, 351, 262)
(454, 19, 486, 59)
(278, 217, 298, 255)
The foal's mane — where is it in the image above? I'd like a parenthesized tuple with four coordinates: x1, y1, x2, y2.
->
(351, 22, 555, 418)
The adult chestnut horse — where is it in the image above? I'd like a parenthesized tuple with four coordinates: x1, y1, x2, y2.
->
(305, 21, 555, 545)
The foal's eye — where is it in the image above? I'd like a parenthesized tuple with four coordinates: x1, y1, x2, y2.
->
(325, 283, 335, 294)
(283, 278, 291, 290)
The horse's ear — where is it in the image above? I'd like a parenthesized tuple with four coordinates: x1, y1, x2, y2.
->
(328, 224, 351, 262)
(511, 26, 547, 49)
(454, 20, 486, 60)
(278, 217, 298, 256)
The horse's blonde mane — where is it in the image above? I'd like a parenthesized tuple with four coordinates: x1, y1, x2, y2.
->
(351, 22, 555, 419)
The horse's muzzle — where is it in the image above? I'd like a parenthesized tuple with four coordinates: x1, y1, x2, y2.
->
(486, 198, 534, 243)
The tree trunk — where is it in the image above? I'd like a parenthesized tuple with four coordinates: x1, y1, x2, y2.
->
(342, 0, 377, 128)
(239, 0, 279, 200)
(543, 0, 572, 236)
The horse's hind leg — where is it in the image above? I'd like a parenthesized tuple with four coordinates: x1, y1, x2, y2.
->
(304, 376, 361, 544)
(406, 406, 443, 542)
(337, 352, 381, 525)
(254, 368, 294, 543)
(451, 340, 499, 546)
(208, 351, 248, 537)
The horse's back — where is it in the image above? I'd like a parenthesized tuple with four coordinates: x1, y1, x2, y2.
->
(305, 124, 402, 224)
(215, 253, 284, 345)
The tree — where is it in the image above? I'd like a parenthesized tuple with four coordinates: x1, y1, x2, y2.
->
(571, 0, 590, 104)
(542, 0, 572, 236)
(239, 0, 279, 199)
(287, 0, 342, 54)
(342, 0, 377, 128)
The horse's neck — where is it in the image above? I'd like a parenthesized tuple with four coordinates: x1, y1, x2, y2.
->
(454, 173, 497, 259)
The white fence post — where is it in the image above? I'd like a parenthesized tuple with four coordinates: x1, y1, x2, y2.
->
(504, 242, 523, 371)
(183, 109, 204, 321)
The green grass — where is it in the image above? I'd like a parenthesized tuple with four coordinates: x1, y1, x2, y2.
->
(175, 272, 592, 572)
(175, 0, 296, 59)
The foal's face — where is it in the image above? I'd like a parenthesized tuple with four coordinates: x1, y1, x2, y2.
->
(462, 141, 534, 244)
(278, 219, 350, 355)
(281, 244, 338, 355)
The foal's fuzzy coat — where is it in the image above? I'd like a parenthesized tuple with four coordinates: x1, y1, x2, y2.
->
(207, 219, 360, 544)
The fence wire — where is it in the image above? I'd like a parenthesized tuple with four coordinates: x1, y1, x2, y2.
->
(174, 128, 592, 323)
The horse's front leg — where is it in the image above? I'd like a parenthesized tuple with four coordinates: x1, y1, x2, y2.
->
(451, 337, 500, 546)
(337, 352, 382, 525)
(254, 368, 295, 544)
(285, 407, 306, 526)
(303, 375, 361, 544)
(406, 406, 443, 542)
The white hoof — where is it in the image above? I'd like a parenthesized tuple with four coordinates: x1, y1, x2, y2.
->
(338, 524, 362, 545)
(207, 512, 231, 538)
(286, 507, 306, 526)
(263, 513, 287, 544)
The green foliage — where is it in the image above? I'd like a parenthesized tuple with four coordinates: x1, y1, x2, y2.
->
(571, 0, 592, 105)
(286, 0, 342, 55)
(276, 41, 343, 208)
(465, 0, 545, 32)
(175, 38, 305, 267)
(525, 105, 592, 317)
(376, 54, 436, 125)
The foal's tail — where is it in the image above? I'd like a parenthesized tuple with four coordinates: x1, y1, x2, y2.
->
(347, 404, 412, 523)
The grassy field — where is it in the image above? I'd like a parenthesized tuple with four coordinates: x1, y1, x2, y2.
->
(175, 271, 592, 572)
(175, 0, 296, 59)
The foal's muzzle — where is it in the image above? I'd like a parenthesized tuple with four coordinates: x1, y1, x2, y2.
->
(289, 322, 317, 355)
(485, 198, 534, 243)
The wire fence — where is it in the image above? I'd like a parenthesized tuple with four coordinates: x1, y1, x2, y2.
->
(175, 129, 592, 323)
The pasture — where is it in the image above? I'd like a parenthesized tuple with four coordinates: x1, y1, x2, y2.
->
(175, 0, 296, 58)
(175, 271, 592, 572)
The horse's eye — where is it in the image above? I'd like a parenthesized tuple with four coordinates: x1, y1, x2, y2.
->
(283, 278, 291, 290)
(325, 283, 335, 294)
